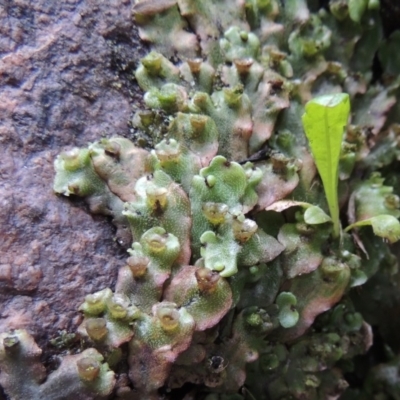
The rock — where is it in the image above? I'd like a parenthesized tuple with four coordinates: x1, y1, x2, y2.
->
(0, 0, 145, 354)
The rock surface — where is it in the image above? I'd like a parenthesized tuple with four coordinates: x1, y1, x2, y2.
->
(0, 0, 145, 356)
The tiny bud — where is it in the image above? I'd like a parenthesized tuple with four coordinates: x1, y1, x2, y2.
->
(240, 31, 248, 41)
(268, 47, 286, 62)
(369, 172, 384, 188)
(246, 312, 263, 327)
(155, 139, 181, 163)
(189, 114, 208, 135)
(223, 86, 243, 107)
(205, 175, 216, 188)
(244, 308, 273, 334)
(144, 231, 168, 253)
(126, 305, 142, 321)
(192, 92, 209, 110)
(207, 355, 226, 373)
(86, 318, 108, 341)
(127, 255, 149, 278)
(305, 374, 320, 388)
(146, 184, 168, 210)
(155, 303, 180, 331)
(279, 59, 293, 78)
(103, 140, 121, 159)
(67, 182, 81, 195)
(341, 250, 351, 258)
(187, 58, 203, 74)
(77, 357, 101, 382)
(141, 52, 162, 75)
(202, 202, 229, 225)
(139, 110, 155, 127)
(233, 218, 258, 243)
(158, 89, 178, 110)
(385, 194, 400, 210)
(62, 148, 81, 171)
(344, 311, 363, 330)
(81, 290, 109, 316)
(234, 58, 253, 75)
(321, 257, 345, 282)
(213, 262, 225, 272)
(107, 294, 130, 320)
(245, 166, 263, 184)
(295, 222, 315, 236)
(195, 267, 220, 293)
(3, 335, 19, 352)
(250, 266, 258, 275)
(270, 153, 290, 173)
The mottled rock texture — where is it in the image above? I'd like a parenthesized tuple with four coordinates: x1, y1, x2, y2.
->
(0, 0, 145, 354)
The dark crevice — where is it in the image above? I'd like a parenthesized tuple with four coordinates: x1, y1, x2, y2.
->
(371, 52, 384, 84)
(380, 0, 400, 37)
(343, 326, 388, 390)
(160, 383, 198, 400)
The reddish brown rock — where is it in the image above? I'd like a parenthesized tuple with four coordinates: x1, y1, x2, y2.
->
(0, 0, 145, 354)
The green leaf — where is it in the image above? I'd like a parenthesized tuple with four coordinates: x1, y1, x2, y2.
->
(266, 201, 332, 225)
(276, 292, 299, 329)
(302, 93, 350, 238)
(304, 205, 332, 225)
(348, 0, 368, 23)
(345, 215, 400, 243)
(350, 269, 368, 288)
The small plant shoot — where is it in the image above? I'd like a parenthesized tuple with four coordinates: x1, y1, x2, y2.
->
(345, 215, 400, 244)
(302, 93, 350, 238)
